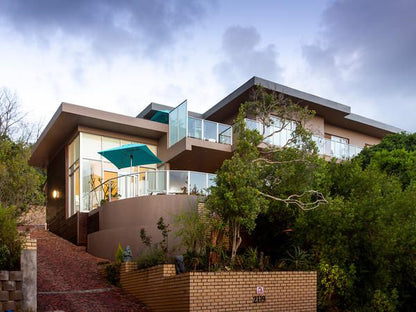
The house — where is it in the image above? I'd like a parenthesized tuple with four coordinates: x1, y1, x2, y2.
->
(29, 77, 401, 260)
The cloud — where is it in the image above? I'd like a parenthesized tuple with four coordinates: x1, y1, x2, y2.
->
(0, 0, 213, 57)
(214, 26, 282, 88)
(302, 0, 416, 129)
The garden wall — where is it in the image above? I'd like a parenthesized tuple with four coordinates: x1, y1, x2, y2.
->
(120, 263, 316, 312)
(0, 238, 37, 312)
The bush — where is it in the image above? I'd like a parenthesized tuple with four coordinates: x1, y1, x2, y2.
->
(136, 247, 166, 269)
(115, 243, 124, 264)
(0, 204, 22, 270)
(105, 262, 121, 286)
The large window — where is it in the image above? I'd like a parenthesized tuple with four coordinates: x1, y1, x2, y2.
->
(67, 132, 158, 216)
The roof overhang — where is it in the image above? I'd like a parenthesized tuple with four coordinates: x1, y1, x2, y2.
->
(203, 76, 401, 138)
(29, 103, 168, 168)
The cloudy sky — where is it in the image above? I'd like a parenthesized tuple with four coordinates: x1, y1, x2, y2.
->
(0, 0, 415, 132)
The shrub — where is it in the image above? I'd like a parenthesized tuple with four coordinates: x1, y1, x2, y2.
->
(115, 243, 124, 264)
(136, 247, 166, 269)
(0, 204, 22, 270)
(105, 262, 121, 286)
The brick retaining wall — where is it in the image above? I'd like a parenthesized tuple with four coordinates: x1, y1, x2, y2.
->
(120, 263, 316, 312)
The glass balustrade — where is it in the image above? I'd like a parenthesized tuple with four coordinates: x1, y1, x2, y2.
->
(84, 170, 216, 211)
(187, 116, 232, 144)
(246, 118, 363, 159)
(312, 135, 362, 158)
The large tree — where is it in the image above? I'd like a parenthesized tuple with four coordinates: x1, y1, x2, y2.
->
(295, 144, 416, 311)
(207, 87, 326, 263)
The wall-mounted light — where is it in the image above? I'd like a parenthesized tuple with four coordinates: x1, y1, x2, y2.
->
(52, 190, 61, 199)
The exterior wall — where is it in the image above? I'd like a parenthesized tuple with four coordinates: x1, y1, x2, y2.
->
(324, 123, 381, 147)
(46, 147, 69, 238)
(88, 195, 198, 260)
(120, 264, 317, 312)
(306, 115, 325, 136)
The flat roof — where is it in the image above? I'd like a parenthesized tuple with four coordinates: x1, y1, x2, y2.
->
(202, 76, 401, 137)
(30, 103, 168, 168)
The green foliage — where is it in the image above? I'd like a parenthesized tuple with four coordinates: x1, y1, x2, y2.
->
(0, 136, 45, 214)
(136, 217, 170, 269)
(157, 217, 171, 255)
(207, 87, 326, 263)
(317, 260, 355, 310)
(105, 262, 121, 286)
(115, 243, 124, 264)
(0, 204, 22, 270)
(370, 289, 398, 312)
(294, 158, 416, 311)
(140, 228, 152, 248)
(357, 132, 416, 188)
(279, 246, 311, 270)
(136, 247, 166, 269)
(174, 208, 209, 256)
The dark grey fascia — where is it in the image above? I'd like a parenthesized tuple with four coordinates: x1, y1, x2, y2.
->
(202, 76, 351, 119)
(345, 113, 403, 134)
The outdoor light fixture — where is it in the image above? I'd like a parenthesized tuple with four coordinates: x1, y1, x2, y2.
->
(52, 189, 61, 199)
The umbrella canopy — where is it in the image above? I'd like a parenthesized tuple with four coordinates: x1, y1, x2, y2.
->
(98, 143, 162, 169)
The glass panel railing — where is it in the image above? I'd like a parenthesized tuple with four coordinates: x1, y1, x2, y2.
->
(312, 135, 362, 159)
(187, 117, 232, 145)
(204, 120, 217, 142)
(245, 118, 363, 160)
(219, 124, 232, 144)
(188, 116, 202, 139)
(246, 118, 295, 147)
(84, 170, 216, 211)
(169, 171, 188, 194)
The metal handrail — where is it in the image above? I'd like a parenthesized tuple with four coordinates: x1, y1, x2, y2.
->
(83, 170, 216, 211)
(188, 116, 233, 144)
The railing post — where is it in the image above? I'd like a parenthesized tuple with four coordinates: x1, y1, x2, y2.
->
(109, 180, 112, 202)
(201, 119, 205, 141)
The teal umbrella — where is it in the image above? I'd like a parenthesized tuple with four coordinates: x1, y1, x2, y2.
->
(98, 143, 162, 169)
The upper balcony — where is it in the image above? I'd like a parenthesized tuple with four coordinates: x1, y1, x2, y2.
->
(168, 100, 233, 147)
(187, 116, 232, 144)
(246, 118, 363, 159)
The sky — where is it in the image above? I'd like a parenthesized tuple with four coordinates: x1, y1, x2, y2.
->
(0, 0, 415, 133)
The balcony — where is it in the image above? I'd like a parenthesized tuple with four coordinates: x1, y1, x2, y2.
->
(84, 170, 216, 211)
(188, 116, 232, 144)
(312, 136, 363, 159)
(246, 118, 363, 159)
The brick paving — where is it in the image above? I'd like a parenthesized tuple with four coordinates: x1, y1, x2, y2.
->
(32, 229, 149, 312)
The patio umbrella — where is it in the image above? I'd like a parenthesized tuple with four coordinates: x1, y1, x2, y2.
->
(98, 143, 162, 169)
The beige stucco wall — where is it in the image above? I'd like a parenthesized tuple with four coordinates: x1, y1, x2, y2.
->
(324, 123, 381, 147)
(88, 195, 198, 260)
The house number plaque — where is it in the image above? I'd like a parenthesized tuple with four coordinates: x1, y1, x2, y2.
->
(253, 286, 266, 303)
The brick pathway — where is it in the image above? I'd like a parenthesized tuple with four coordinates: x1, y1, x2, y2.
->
(32, 229, 149, 312)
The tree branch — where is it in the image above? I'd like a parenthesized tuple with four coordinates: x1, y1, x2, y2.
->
(258, 190, 327, 211)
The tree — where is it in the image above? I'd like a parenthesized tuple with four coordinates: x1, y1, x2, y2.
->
(0, 88, 45, 215)
(295, 159, 416, 311)
(0, 87, 43, 143)
(207, 87, 326, 263)
(356, 132, 416, 188)
(0, 136, 45, 215)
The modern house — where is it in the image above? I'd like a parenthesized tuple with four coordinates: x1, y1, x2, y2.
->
(29, 77, 401, 260)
